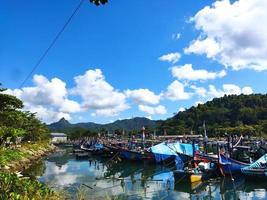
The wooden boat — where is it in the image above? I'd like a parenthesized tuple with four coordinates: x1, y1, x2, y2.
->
(119, 148, 154, 162)
(174, 169, 202, 183)
(241, 154, 267, 179)
(75, 152, 89, 159)
(219, 153, 249, 176)
(194, 151, 218, 163)
(174, 160, 217, 183)
(81, 143, 112, 157)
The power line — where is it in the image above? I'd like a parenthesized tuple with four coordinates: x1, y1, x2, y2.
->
(19, 0, 85, 88)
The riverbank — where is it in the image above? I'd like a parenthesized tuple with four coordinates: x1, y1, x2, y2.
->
(0, 140, 56, 172)
(0, 141, 62, 200)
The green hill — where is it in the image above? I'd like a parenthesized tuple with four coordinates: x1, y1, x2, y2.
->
(158, 94, 267, 137)
(48, 117, 157, 137)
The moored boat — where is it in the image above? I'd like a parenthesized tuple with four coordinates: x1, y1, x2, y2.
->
(119, 148, 154, 162)
(174, 169, 202, 183)
(219, 153, 249, 176)
(241, 154, 267, 179)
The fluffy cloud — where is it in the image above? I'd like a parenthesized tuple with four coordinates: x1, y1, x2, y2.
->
(171, 64, 226, 81)
(194, 101, 204, 106)
(125, 89, 161, 105)
(164, 80, 192, 101)
(5, 75, 80, 123)
(207, 84, 253, 99)
(178, 107, 186, 112)
(71, 69, 129, 117)
(159, 52, 181, 64)
(190, 85, 207, 98)
(242, 86, 253, 95)
(185, 0, 267, 71)
(138, 104, 167, 115)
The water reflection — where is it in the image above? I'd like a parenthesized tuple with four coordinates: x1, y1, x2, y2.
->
(23, 148, 267, 200)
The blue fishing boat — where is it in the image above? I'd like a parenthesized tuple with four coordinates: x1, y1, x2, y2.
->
(119, 148, 154, 162)
(219, 153, 249, 176)
(241, 154, 267, 179)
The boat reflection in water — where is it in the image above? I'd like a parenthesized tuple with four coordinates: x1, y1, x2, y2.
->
(23, 147, 267, 200)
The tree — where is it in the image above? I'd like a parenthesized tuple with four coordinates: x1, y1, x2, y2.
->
(90, 0, 108, 6)
(0, 84, 49, 144)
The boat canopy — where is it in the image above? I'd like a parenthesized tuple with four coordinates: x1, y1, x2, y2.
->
(149, 142, 199, 157)
(149, 142, 199, 166)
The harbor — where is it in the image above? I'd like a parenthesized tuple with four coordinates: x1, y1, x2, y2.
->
(23, 144, 267, 200)
(20, 130, 267, 199)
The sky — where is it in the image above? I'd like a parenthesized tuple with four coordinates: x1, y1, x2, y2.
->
(1, 0, 267, 124)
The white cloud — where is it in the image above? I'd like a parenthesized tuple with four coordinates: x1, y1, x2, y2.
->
(125, 88, 161, 105)
(178, 107, 186, 112)
(71, 69, 129, 117)
(5, 75, 79, 123)
(164, 80, 192, 101)
(242, 86, 253, 95)
(207, 84, 253, 99)
(159, 52, 181, 64)
(138, 104, 167, 115)
(185, 38, 221, 58)
(190, 85, 207, 97)
(194, 101, 204, 106)
(185, 0, 267, 71)
(171, 64, 226, 81)
(91, 104, 129, 117)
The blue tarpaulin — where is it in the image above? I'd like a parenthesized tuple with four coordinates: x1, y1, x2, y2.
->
(149, 142, 199, 166)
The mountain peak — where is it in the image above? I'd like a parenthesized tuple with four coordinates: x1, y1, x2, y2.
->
(58, 117, 70, 125)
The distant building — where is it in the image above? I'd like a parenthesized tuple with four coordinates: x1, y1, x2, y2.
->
(50, 133, 67, 143)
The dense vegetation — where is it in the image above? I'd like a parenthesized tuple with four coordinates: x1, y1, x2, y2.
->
(0, 84, 58, 199)
(0, 84, 49, 146)
(0, 172, 59, 200)
(159, 94, 267, 137)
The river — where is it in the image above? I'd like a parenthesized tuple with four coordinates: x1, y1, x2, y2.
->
(22, 147, 267, 200)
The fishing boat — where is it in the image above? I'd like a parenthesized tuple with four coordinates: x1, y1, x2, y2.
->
(81, 143, 111, 156)
(219, 153, 249, 176)
(241, 154, 267, 179)
(148, 141, 199, 164)
(174, 169, 203, 183)
(174, 160, 217, 183)
(119, 148, 154, 162)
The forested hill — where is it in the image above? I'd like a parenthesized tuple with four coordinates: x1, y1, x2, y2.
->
(48, 117, 157, 133)
(159, 94, 267, 136)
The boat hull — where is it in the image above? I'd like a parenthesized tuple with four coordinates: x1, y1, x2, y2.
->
(219, 154, 249, 175)
(120, 149, 154, 162)
(174, 169, 202, 183)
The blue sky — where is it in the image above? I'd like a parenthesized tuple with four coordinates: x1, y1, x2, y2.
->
(1, 0, 267, 124)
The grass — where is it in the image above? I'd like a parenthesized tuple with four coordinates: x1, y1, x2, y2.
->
(0, 140, 53, 169)
(0, 172, 61, 200)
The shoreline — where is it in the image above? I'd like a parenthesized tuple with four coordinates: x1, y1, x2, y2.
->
(0, 141, 56, 173)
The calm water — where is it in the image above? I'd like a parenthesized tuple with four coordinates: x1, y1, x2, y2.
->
(23, 147, 267, 200)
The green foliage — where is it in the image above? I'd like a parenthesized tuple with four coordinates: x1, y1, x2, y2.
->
(90, 0, 108, 6)
(0, 149, 28, 166)
(0, 87, 23, 112)
(68, 127, 98, 140)
(0, 172, 59, 200)
(159, 94, 267, 137)
(0, 85, 49, 145)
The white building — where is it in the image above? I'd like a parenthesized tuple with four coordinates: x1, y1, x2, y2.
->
(50, 133, 67, 143)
